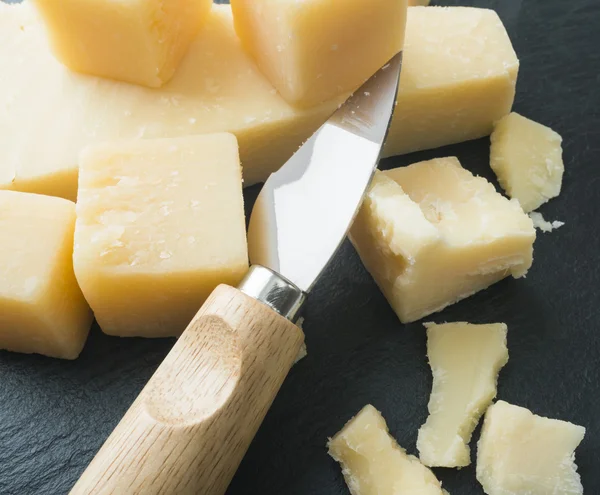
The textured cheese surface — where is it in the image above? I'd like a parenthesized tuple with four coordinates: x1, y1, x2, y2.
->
(73, 134, 248, 338)
(0, 3, 518, 201)
(231, 0, 407, 107)
(477, 401, 585, 495)
(328, 405, 446, 495)
(417, 322, 509, 468)
(0, 191, 93, 359)
(0, 2, 340, 200)
(386, 7, 519, 157)
(350, 158, 535, 323)
(490, 112, 564, 212)
(33, 0, 212, 88)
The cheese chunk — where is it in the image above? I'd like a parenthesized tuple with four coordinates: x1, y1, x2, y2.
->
(417, 322, 509, 468)
(490, 112, 564, 212)
(0, 191, 93, 359)
(328, 405, 446, 495)
(232, 0, 407, 108)
(385, 7, 519, 157)
(0, 3, 517, 201)
(73, 134, 248, 338)
(477, 401, 585, 495)
(33, 0, 212, 88)
(350, 158, 535, 323)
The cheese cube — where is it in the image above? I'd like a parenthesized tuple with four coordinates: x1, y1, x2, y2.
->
(231, 0, 407, 107)
(0, 191, 93, 359)
(73, 134, 248, 338)
(417, 322, 509, 468)
(490, 112, 564, 212)
(33, 0, 212, 88)
(328, 405, 446, 495)
(385, 7, 519, 157)
(477, 401, 585, 495)
(349, 158, 535, 323)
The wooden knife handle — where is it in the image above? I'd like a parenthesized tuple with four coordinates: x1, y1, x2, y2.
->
(70, 284, 304, 495)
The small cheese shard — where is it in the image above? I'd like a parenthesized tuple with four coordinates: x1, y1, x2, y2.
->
(490, 112, 564, 212)
(328, 405, 446, 495)
(349, 158, 535, 323)
(0, 3, 519, 200)
(33, 0, 212, 88)
(529, 212, 565, 233)
(73, 134, 248, 338)
(477, 400, 585, 495)
(385, 7, 519, 157)
(417, 322, 509, 468)
(231, 0, 407, 107)
(0, 191, 93, 359)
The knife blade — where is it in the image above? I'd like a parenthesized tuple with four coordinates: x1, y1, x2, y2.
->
(71, 52, 402, 495)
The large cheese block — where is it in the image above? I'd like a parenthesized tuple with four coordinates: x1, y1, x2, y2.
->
(0, 3, 517, 201)
(0, 191, 93, 359)
(231, 0, 407, 107)
(328, 405, 446, 495)
(33, 0, 212, 88)
(417, 322, 509, 468)
(477, 401, 585, 495)
(349, 158, 535, 323)
(385, 7, 519, 157)
(490, 112, 564, 212)
(73, 134, 248, 338)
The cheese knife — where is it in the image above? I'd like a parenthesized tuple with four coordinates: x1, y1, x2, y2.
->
(71, 52, 402, 495)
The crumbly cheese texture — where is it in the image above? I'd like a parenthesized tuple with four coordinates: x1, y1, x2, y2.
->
(490, 112, 564, 212)
(349, 158, 535, 323)
(0, 191, 93, 359)
(33, 0, 212, 88)
(385, 7, 519, 157)
(529, 212, 565, 233)
(417, 322, 509, 468)
(73, 134, 248, 338)
(231, 0, 407, 107)
(328, 405, 446, 495)
(477, 401, 585, 495)
(0, 3, 517, 201)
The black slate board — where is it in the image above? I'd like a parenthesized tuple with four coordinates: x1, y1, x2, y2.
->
(1, 0, 599, 493)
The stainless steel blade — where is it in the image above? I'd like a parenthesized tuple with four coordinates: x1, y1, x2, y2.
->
(247, 52, 402, 293)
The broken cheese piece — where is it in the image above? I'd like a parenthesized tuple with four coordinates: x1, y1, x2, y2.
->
(385, 7, 519, 157)
(349, 158, 535, 323)
(73, 134, 248, 338)
(231, 0, 407, 107)
(328, 405, 446, 495)
(0, 3, 518, 201)
(490, 112, 564, 212)
(33, 0, 212, 88)
(477, 400, 585, 495)
(0, 191, 93, 359)
(417, 322, 509, 468)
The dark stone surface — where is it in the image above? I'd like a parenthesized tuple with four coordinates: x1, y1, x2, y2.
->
(1, 0, 599, 493)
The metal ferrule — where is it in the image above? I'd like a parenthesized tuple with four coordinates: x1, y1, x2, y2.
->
(238, 265, 306, 322)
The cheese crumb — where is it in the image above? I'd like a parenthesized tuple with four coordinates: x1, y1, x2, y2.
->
(529, 211, 565, 233)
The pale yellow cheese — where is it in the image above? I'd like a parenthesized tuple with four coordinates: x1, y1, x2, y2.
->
(417, 322, 509, 468)
(349, 158, 535, 323)
(231, 0, 407, 108)
(490, 112, 564, 212)
(328, 405, 446, 495)
(73, 134, 248, 338)
(0, 3, 518, 201)
(477, 400, 585, 495)
(0, 191, 93, 359)
(33, 0, 212, 88)
(529, 211, 565, 233)
(385, 7, 519, 157)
